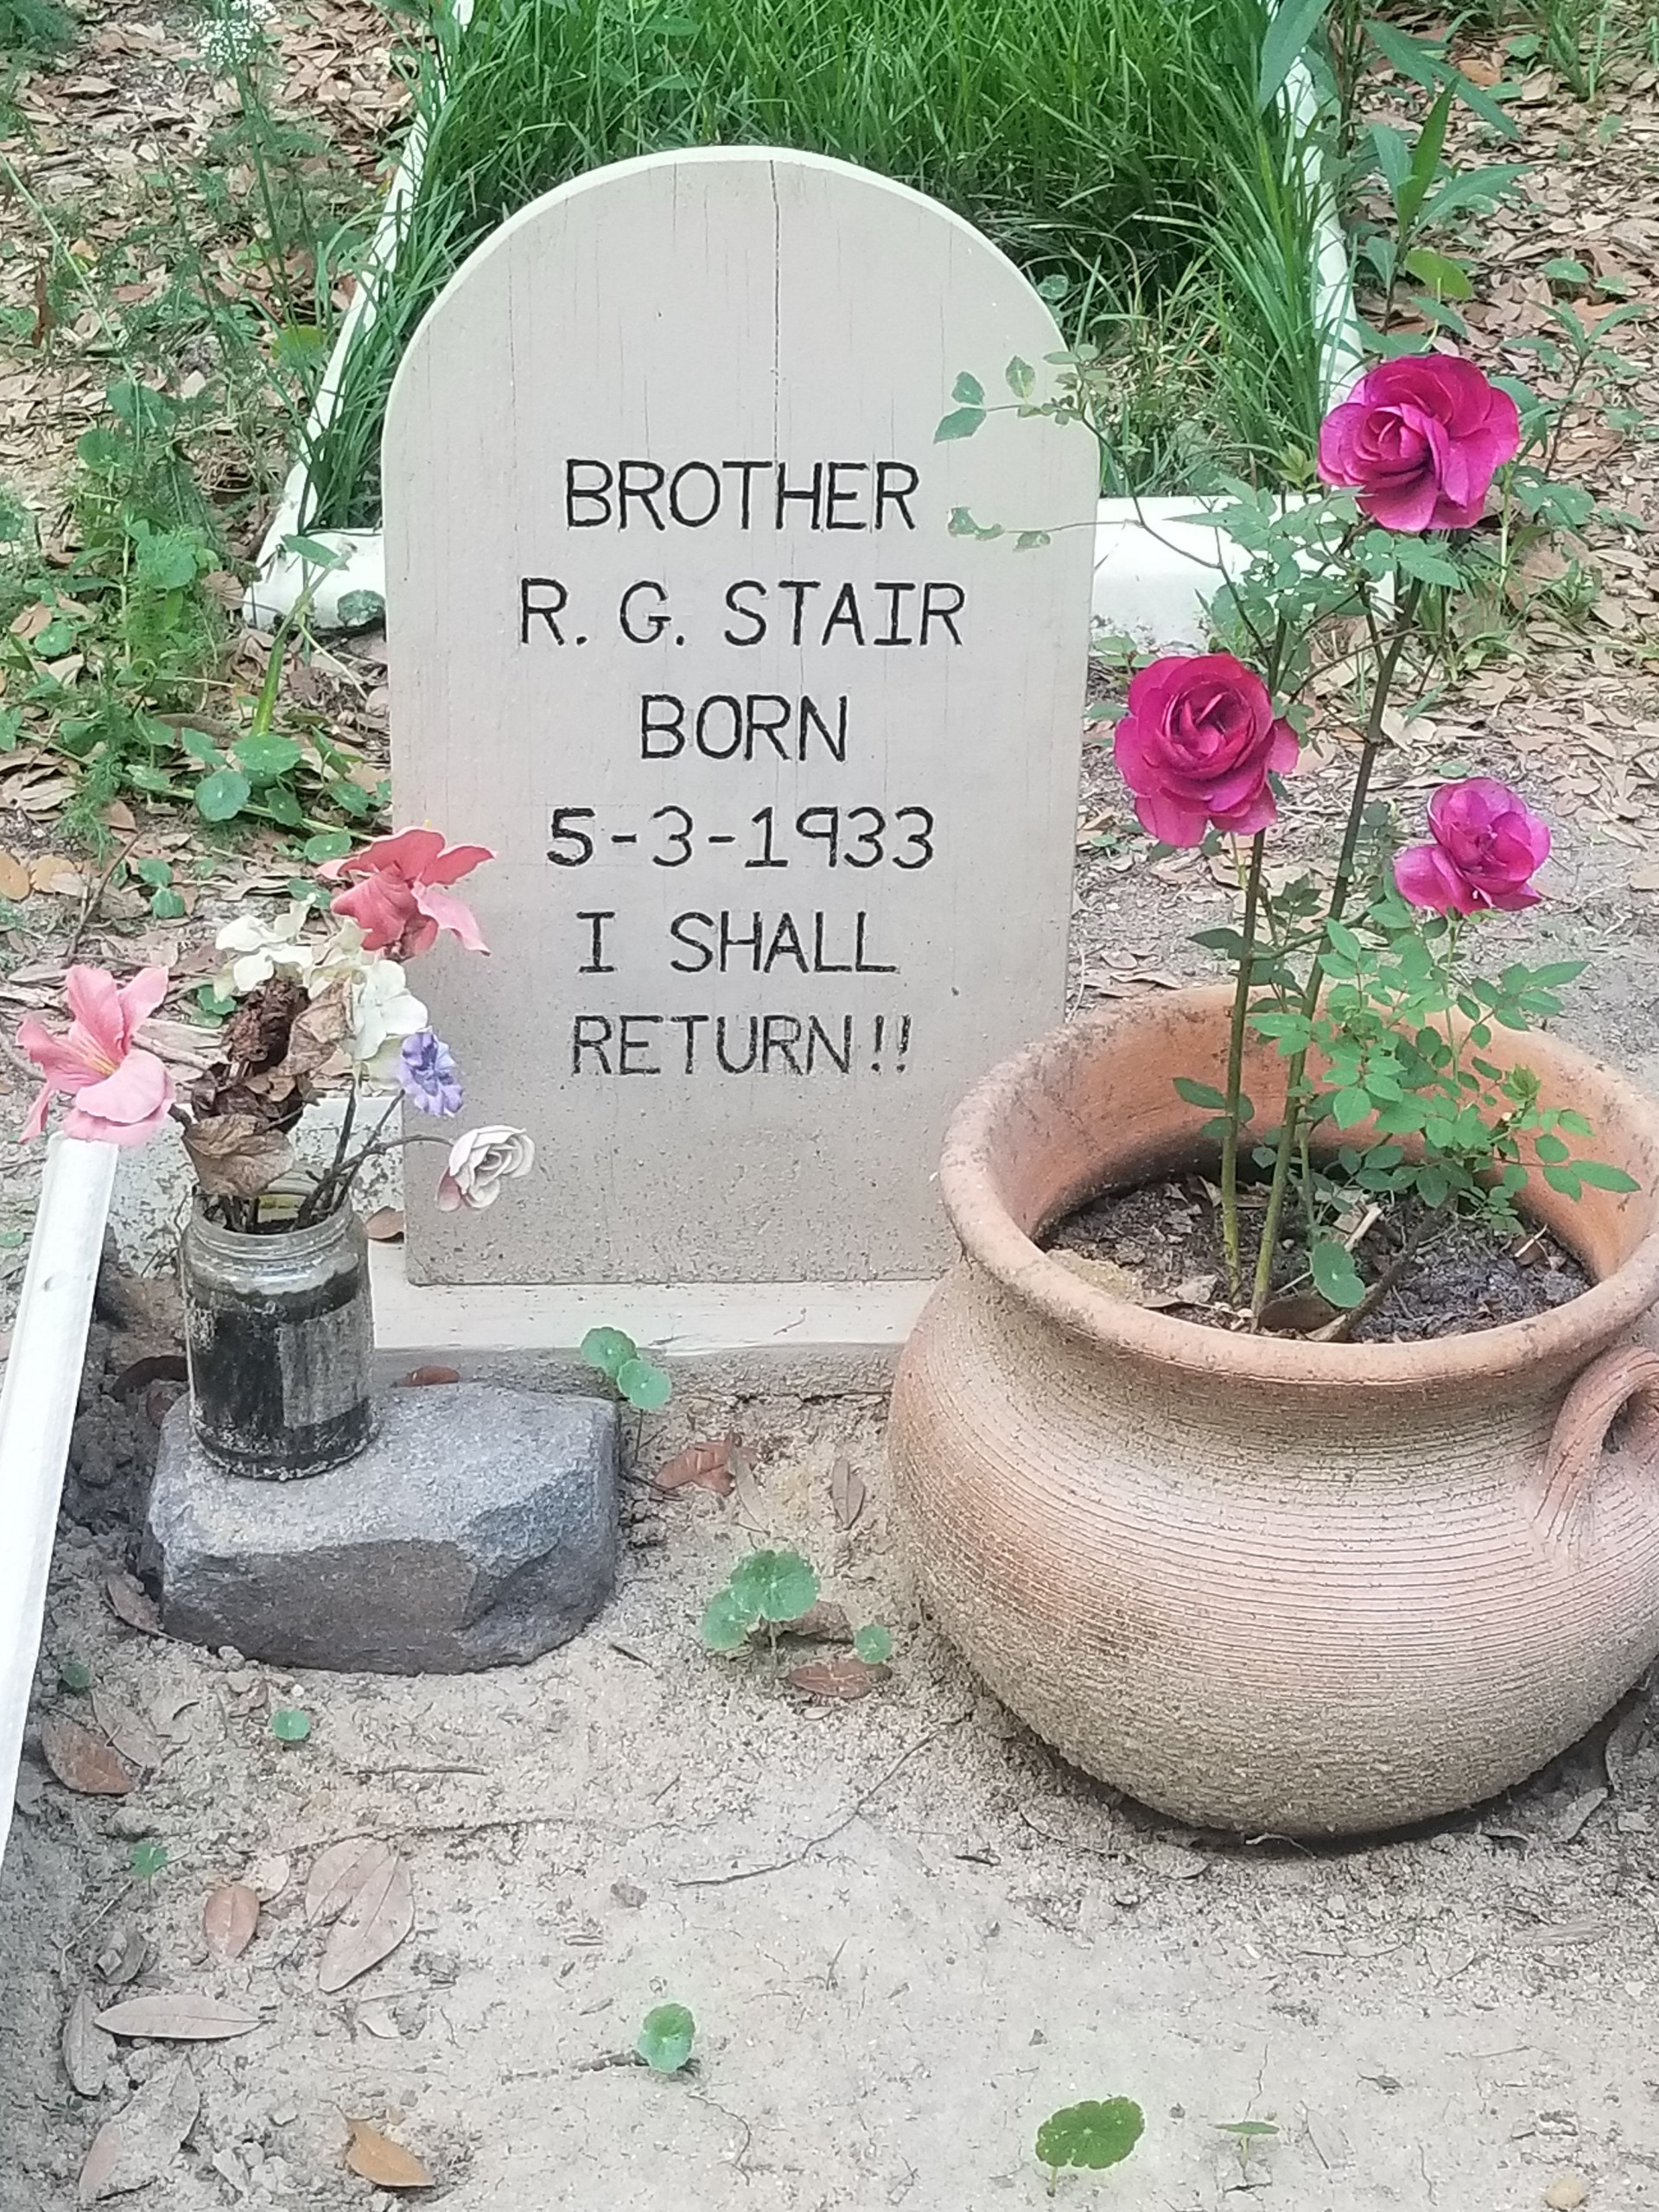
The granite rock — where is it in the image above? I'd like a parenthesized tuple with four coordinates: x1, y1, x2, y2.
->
(143, 1383, 617, 1672)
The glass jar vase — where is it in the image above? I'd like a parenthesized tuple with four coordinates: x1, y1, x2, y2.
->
(181, 1198, 375, 1479)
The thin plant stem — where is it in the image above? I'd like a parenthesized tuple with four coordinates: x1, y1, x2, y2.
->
(1219, 830, 1267, 1301)
(1249, 578, 1423, 1320)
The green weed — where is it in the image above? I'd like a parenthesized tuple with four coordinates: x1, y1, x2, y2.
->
(305, 0, 1336, 523)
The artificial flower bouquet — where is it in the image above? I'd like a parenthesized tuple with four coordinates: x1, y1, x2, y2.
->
(21, 826, 533, 1231)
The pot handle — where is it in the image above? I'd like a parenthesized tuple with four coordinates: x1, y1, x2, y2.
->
(1535, 1343, 1659, 1547)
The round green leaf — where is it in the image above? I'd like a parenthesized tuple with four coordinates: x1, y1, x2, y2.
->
(302, 829, 355, 864)
(233, 732, 304, 782)
(57, 1656, 92, 1694)
(635, 2002, 695, 2073)
(194, 766, 251, 823)
(337, 588, 386, 630)
(580, 1326, 636, 1380)
(128, 1840, 168, 1878)
(149, 888, 186, 920)
(270, 1708, 311, 1744)
(700, 1587, 755, 1653)
(1311, 1240, 1366, 1310)
(616, 1356, 671, 1411)
(728, 1548, 818, 1624)
(853, 1624, 893, 1665)
(1035, 2098, 1145, 2174)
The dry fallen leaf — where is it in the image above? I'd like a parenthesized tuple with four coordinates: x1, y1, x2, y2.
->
(78, 2061, 200, 2204)
(94, 1926, 147, 1988)
(655, 1436, 734, 1495)
(92, 1690, 166, 1773)
(753, 1601, 854, 1645)
(1630, 861, 1659, 893)
(203, 1883, 260, 1960)
(104, 1573, 162, 1635)
(40, 1717, 137, 1797)
(728, 1444, 765, 1524)
(30, 853, 84, 896)
(245, 1853, 291, 1902)
(830, 1452, 865, 1530)
(354, 2001, 401, 2040)
(319, 1847, 414, 1993)
(92, 1993, 257, 2042)
(344, 2120, 432, 2189)
(0, 850, 30, 901)
(363, 1207, 404, 1243)
(396, 1364, 459, 1387)
(61, 1990, 114, 2098)
(306, 1838, 390, 1927)
(786, 1656, 889, 1700)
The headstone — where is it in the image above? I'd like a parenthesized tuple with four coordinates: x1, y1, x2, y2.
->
(385, 148, 1096, 1287)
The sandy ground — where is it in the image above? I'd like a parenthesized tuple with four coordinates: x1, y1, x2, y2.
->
(6, 1384, 1659, 2212)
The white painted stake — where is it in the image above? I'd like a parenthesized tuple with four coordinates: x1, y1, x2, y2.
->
(0, 1136, 118, 1867)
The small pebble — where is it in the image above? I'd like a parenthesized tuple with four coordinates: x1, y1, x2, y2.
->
(1546, 2177, 1588, 2211)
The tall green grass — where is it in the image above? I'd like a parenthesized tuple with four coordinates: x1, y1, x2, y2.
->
(305, 0, 1337, 524)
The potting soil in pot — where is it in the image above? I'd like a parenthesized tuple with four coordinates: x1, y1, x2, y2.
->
(1046, 1173, 1592, 1341)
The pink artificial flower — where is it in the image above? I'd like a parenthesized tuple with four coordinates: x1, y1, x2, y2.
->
(318, 826, 493, 957)
(1317, 354, 1521, 532)
(19, 965, 172, 1147)
(1114, 653, 1299, 847)
(1395, 779, 1551, 915)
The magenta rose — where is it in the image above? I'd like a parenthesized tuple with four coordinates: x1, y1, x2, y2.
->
(1317, 354, 1521, 532)
(1394, 779, 1550, 915)
(1114, 653, 1298, 847)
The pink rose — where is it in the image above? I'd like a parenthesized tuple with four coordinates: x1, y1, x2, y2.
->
(1394, 779, 1550, 914)
(1114, 653, 1298, 847)
(1317, 354, 1521, 532)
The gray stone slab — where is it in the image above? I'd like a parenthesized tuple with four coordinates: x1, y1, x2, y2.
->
(143, 1384, 617, 1673)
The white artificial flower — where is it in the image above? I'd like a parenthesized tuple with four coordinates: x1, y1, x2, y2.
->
(346, 957, 428, 1069)
(435, 1126, 535, 1211)
(213, 903, 316, 997)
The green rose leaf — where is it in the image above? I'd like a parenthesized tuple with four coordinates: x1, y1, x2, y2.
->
(951, 371, 985, 406)
(934, 406, 985, 443)
(635, 2002, 696, 2073)
(149, 888, 186, 920)
(616, 1356, 672, 1411)
(728, 1548, 818, 1624)
(1173, 1077, 1229, 1111)
(1005, 356, 1034, 398)
(1035, 2097, 1145, 2174)
(580, 1326, 636, 1380)
(1574, 1160, 1640, 1193)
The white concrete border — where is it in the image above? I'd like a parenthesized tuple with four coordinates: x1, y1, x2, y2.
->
(0, 1136, 118, 1866)
(245, 61, 1361, 646)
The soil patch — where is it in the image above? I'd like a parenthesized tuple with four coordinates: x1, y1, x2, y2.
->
(1048, 1173, 1592, 1342)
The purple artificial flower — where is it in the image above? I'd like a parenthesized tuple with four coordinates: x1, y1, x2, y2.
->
(397, 1029, 463, 1116)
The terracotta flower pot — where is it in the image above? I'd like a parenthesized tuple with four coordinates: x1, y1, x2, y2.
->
(889, 986, 1659, 1835)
